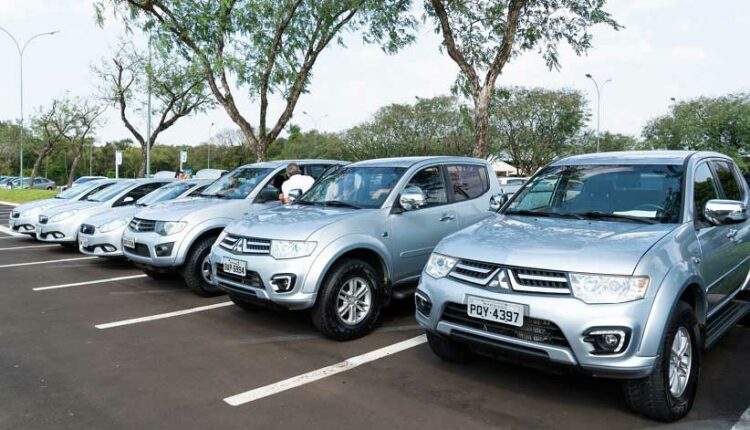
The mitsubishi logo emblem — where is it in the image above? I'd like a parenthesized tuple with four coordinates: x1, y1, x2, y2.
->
(231, 238, 245, 252)
(496, 268, 511, 290)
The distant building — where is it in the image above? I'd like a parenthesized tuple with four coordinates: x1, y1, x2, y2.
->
(491, 160, 518, 177)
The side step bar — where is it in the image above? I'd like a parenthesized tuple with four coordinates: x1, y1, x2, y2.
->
(705, 300, 750, 349)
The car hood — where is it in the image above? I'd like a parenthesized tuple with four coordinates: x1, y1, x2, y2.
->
(83, 206, 138, 226)
(43, 201, 100, 216)
(228, 205, 360, 241)
(14, 198, 61, 214)
(133, 197, 223, 221)
(436, 215, 678, 276)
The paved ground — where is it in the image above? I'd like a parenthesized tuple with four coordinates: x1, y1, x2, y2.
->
(0, 203, 748, 429)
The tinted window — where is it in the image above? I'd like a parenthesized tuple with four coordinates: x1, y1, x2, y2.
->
(301, 166, 405, 209)
(126, 182, 168, 201)
(694, 163, 719, 222)
(405, 166, 448, 207)
(447, 165, 489, 202)
(137, 182, 193, 206)
(201, 167, 274, 200)
(304, 164, 330, 179)
(710, 160, 743, 201)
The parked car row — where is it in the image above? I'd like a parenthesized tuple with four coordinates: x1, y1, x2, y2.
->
(1, 176, 55, 190)
(7, 151, 750, 423)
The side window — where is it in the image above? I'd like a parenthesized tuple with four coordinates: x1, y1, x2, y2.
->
(694, 163, 719, 223)
(710, 160, 744, 201)
(189, 185, 208, 196)
(303, 164, 329, 179)
(34, 178, 44, 184)
(447, 164, 490, 202)
(405, 166, 447, 208)
(128, 183, 166, 201)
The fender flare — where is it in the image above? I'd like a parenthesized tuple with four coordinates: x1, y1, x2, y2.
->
(173, 218, 233, 265)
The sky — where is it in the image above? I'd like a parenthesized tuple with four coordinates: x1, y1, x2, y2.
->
(0, 0, 748, 148)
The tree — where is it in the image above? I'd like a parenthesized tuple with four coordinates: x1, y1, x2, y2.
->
(426, 0, 620, 158)
(60, 98, 106, 186)
(577, 130, 641, 153)
(96, 40, 214, 177)
(97, 0, 416, 161)
(29, 98, 78, 184)
(642, 94, 750, 168)
(489, 86, 588, 175)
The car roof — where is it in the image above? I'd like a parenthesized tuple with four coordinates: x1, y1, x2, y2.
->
(237, 160, 348, 169)
(551, 150, 732, 166)
(349, 156, 485, 168)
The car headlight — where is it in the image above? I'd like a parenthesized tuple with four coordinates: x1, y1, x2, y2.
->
(98, 218, 129, 233)
(50, 210, 79, 222)
(424, 253, 458, 279)
(154, 221, 187, 236)
(270, 240, 317, 259)
(569, 273, 649, 304)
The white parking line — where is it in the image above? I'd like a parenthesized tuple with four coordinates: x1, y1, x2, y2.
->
(33, 274, 148, 291)
(0, 256, 97, 269)
(223, 334, 427, 406)
(732, 405, 750, 429)
(95, 301, 233, 329)
(0, 225, 24, 237)
(0, 244, 58, 251)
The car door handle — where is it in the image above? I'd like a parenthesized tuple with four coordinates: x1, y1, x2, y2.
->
(439, 214, 455, 222)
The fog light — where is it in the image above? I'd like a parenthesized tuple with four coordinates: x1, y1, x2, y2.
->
(415, 291, 432, 316)
(155, 242, 174, 257)
(270, 274, 295, 293)
(584, 328, 630, 355)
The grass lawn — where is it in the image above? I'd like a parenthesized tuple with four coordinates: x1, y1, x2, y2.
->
(0, 189, 58, 204)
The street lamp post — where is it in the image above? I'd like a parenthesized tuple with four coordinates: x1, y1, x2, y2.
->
(207, 122, 214, 169)
(0, 28, 59, 182)
(585, 74, 611, 153)
(145, 35, 153, 178)
(302, 111, 328, 147)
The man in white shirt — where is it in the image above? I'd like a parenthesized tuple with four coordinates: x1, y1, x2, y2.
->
(280, 163, 315, 203)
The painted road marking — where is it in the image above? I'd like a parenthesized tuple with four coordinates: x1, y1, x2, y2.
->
(223, 334, 427, 406)
(95, 301, 233, 329)
(0, 256, 97, 269)
(0, 244, 58, 251)
(0, 225, 24, 237)
(33, 274, 148, 291)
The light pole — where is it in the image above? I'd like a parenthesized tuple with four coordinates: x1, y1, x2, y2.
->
(207, 122, 214, 169)
(302, 111, 328, 147)
(145, 35, 153, 178)
(585, 73, 611, 152)
(0, 28, 59, 182)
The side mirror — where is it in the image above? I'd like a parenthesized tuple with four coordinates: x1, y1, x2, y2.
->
(287, 188, 303, 203)
(704, 199, 748, 226)
(122, 196, 135, 205)
(399, 186, 427, 211)
(258, 187, 280, 203)
(489, 193, 509, 212)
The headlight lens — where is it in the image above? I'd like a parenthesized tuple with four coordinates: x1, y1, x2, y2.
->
(98, 218, 129, 233)
(270, 240, 317, 259)
(569, 273, 649, 304)
(424, 253, 458, 279)
(155, 221, 187, 236)
(50, 209, 79, 222)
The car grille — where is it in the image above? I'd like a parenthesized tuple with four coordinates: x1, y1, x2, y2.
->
(129, 218, 156, 233)
(10, 211, 19, 219)
(218, 234, 271, 255)
(80, 224, 95, 235)
(216, 266, 265, 289)
(449, 259, 570, 294)
(441, 303, 569, 347)
(130, 243, 150, 257)
(38, 215, 48, 224)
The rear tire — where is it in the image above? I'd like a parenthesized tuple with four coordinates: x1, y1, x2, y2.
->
(311, 258, 383, 341)
(426, 331, 477, 364)
(143, 269, 176, 281)
(229, 295, 264, 312)
(623, 302, 700, 422)
(181, 234, 223, 297)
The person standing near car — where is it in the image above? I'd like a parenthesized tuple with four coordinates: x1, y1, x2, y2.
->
(280, 163, 314, 203)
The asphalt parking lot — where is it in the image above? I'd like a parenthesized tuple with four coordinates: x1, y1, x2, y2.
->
(0, 202, 748, 430)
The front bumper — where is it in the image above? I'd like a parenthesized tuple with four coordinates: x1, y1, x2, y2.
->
(35, 219, 79, 243)
(78, 227, 126, 257)
(8, 214, 37, 235)
(209, 246, 317, 310)
(121, 230, 180, 267)
(417, 275, 657, 378)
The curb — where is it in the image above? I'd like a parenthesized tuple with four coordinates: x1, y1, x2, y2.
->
(0, 201, 20, 207)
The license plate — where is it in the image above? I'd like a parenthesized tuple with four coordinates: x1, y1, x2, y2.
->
(79, 237, 89, 248)
(122, 237, 135, 249)
(467, 296, 524, 327)
(222, 257, 246, 277)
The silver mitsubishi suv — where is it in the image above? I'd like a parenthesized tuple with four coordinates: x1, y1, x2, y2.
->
(416, 151, 750, 422)
(208, 156, 504, 340)
(121, 160, 346, 295)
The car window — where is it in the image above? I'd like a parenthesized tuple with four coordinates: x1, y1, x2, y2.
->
(694, 162, 720, 223)
(405, 166, 447, 207)
(125, 182, 168, 202)
(201, 167, 274, 199)
(188, 185, 208, 196)
(710, 160, 744, 201)
(303, 164, 330, 179)
(301, 166, 406, 209)
(447, 164, 489, 202)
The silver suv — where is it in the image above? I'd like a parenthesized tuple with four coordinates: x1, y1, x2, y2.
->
(416, 151, 750, 422)
(208, 156, 503, 340)
(121, 160, 346, 295)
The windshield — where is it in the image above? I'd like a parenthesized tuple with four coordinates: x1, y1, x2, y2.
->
(137, 182, 193, 206)
(300, 166, 406, 209)
(200, 167, 273, 199)
(56, 182, 103, 199)
(86, 181, 134, 202)
(505, 164, 684, 223)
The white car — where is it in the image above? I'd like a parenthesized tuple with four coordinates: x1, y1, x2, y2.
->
(497, 176, 528, 195)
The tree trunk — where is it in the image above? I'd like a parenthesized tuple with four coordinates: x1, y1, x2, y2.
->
(67, 152, 82, 186)
(137, 146, 146, 178)
(472, 86, 492, 158)
(29, 149, 52, 186)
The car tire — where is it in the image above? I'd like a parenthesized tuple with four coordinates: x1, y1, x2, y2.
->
(143, 269, 176, 281)
(311, 258, 383, 341)
(623, 302, 701, 422)
(426, 331, 476, 364)
(181, 234, 223, 297)
(229, 295, 264, 312)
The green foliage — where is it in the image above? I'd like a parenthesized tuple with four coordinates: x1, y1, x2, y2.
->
(0, 189, 57, 204)
(577, 130, 642, 153)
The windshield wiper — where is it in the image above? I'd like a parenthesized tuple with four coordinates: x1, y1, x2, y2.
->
(322, 200, 362, 209)
(504, 209, 554, 217)
(577, 211, 658, 224)
(201, 194, 230, 199)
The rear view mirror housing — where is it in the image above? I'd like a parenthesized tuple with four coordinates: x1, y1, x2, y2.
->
(258, 187, 280, 203)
